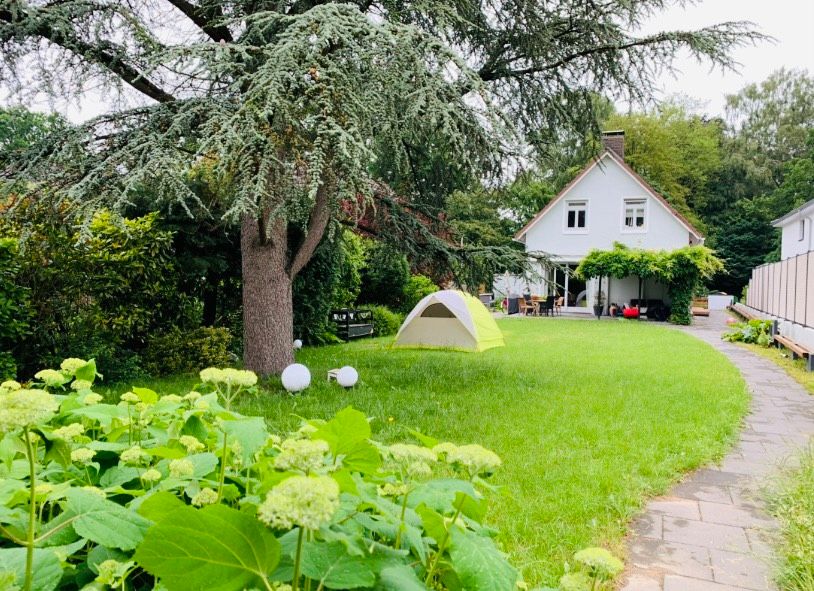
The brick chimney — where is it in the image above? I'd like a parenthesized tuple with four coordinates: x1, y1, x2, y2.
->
(602, 130, 625, 160)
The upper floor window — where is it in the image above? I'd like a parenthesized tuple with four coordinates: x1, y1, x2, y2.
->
(623, 198, 647, 231)
(565, 200, 587, 231)
(799, 219, 806, 241)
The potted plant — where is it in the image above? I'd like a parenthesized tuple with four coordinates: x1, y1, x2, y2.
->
(593, 287, 605, 319)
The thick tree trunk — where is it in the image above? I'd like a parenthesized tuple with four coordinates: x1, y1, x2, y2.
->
(241, 215, 294, 376)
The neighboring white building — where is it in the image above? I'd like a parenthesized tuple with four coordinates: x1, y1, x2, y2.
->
(502, 132, 704, 313)
(773, 198, 814, 260)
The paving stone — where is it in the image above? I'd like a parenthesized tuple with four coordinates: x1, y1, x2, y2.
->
(620, 574, 663, 591)
(629, 538, 712, 579)
(647, 497, 701, 520)
(663, 575, 745, 591)
(698, 501, 775, 529)
(623, 313, 811, 590)
(672, 480, 734, 504)
(662, 516, 751, 552)
(710, 549, 772, 590)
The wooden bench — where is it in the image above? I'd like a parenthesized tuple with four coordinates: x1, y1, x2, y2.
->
(330, 308, 375, 341)
(691, 297, 710, 317)
(774, 334, 814, 371)
(729, 303, 758, 321)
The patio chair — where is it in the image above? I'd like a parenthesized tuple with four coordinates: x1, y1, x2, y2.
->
(554, 296, 564, 315)
(537, 296, 554, 317)
(518, 298, 536, 316)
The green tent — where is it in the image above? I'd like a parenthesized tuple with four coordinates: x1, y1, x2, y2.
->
(394, 290, 505, 351)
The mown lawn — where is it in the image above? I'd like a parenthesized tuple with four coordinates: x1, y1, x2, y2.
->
(104, 318, 749, 585)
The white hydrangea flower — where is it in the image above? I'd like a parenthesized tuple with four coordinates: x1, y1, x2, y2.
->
(257, 475, 339, 530)
(81, 392, 103, 405)
(199, 368, 225, 384)
(0, 389, 59, 432)
(95, 559, 133, 586)
(60, 358, 87, 373)
(191, 487, 218, 506)
(72, 380, 93, 391)
(194, 399, 210, 411)
(120, 445, 150, 465)
(388, 443, 437, 464)
(120, 392, 139, 403)
(432, 442, 458, 457)
(140, 468, 162, 482)
(407, 461, 433, 480)
(35, 369, 67, 388)
(159, 394, 182, 403)
(179, 435, 205, 453)
(0, 380, 21, 391)
(443, 444, 501, 476)
(52, 422, 84, 440)
(183, 391, 202, 402)
(273, 439, 329, 472)
(71, 448, 96, 464)
(221, 368, 258, 388)
(377, 482, 409, 497)
(169, 458, 195, 478)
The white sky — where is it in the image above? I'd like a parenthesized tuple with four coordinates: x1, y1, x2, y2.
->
(637, 0, 814, 115)
(6, 0, 814, 122)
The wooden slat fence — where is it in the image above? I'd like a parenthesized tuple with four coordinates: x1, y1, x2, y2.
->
(746, 252, 814, 329)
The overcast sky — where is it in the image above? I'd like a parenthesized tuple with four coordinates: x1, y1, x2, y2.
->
(638, 0, 814, 115)
(7, 0, 814, 122)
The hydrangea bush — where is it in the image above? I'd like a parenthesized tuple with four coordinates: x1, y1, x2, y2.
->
(0, 359, 524, 591)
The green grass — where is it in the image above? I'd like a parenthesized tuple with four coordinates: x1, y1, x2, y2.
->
(770, 447, 814, 590)
(103, 318, 749, 585)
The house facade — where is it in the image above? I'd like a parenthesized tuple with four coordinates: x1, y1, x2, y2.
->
(503, 132, 704, 313)
(773, 198, 814, 260)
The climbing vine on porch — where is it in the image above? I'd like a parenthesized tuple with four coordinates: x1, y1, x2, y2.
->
(575, 243, 723, 325)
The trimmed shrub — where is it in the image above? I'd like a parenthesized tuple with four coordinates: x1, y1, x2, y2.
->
(401, 274, 439, 313)
(369, 305, 403, 337)
(142, 326, 233, 375)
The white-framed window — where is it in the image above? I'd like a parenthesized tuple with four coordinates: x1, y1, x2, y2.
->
(564, 200, 588, 232)
(622, 198, 647, 232)
(799, 219, 806, 241)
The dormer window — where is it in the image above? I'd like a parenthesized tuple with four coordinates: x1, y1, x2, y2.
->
(565, 200, 587, 231)
(623, 198, 647, 232)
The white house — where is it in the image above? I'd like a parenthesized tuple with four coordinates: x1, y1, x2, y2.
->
(502, 132, 704, 313)
(772, 198, 814, 260)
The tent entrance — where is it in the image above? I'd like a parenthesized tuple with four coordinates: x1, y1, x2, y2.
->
(421, 303, 455, 318)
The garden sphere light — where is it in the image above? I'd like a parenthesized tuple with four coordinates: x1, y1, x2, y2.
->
(336, 366, 359, 388)
(293, 339, 303, 350)
(281, 363, 311, 392)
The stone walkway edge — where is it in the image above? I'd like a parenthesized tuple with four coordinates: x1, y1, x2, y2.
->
(620, 312, 814, 591)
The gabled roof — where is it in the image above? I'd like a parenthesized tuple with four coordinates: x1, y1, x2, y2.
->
(514, 149, 704, 242)
(772, 198, 814, 228)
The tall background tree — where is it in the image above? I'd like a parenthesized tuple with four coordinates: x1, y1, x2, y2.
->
(0, 0, 761, 374)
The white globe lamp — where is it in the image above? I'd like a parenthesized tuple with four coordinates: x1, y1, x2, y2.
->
(336, 366, 359, 388)
(281, 363, 311, 392)
(293, 339, 303, 350)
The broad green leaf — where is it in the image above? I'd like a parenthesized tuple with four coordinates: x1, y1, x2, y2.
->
(74, 359, 97, 383)
(69, 404, 126, 428)
(408, 480, 478, 514)
(135, 504, 280, 591)
(221, 417, 268, 464)
(180, 415, 208, 442)
(99, 466, 140, 488)
(415, 504, 446, 544)
(43, 439, 72, 468)
(0, 547, 62, 591)
(132, 387, 158, 404)
(378, 564, 429, 591)
(65, 488, 151, 550)
(448, 529, 517, 591)
(314, 407, 370, 454)
(147, 446, 186, 459)
(299, 541, 376, 589)
(137, 492, 184, 523)
(453, 492, 486, 522)
(408, 429, 439, 449)
(189, 452, 219, 477)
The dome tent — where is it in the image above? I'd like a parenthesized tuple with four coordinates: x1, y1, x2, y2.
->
(394, 290, 505, 351)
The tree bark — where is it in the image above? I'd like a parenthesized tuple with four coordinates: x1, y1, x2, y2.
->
(241, 214, 294, 376)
